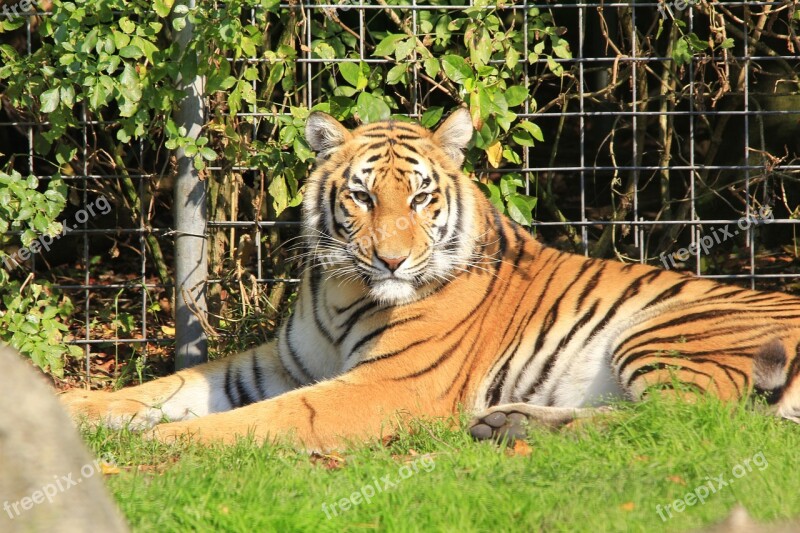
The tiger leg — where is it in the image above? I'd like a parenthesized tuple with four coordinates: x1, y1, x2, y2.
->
(147, 367, 450, 451)
(614, 336, 800, 423)
(468, 403, 611, 442)
(60, 340, 299, 429)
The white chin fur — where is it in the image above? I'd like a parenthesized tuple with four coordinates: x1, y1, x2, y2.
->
(369, 279, 418, 305)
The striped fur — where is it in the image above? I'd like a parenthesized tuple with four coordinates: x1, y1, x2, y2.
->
(62, 109, 800, 449)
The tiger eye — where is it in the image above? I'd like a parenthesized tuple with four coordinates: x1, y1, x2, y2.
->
(352, 191, 372, 204)
(413, 192, 430, 206)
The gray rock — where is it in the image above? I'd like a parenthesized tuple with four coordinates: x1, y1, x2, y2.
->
(0, 346, 128, 533)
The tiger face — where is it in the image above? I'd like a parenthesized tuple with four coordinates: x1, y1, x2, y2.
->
(303, 109, 477, 305)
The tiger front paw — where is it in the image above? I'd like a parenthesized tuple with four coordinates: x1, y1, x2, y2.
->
(60, 389, 160, 429)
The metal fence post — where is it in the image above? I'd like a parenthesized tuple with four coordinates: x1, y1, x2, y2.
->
(173, 0, 208, 369)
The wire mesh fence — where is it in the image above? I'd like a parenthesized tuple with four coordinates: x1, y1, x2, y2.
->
(1, 0, 799, 385)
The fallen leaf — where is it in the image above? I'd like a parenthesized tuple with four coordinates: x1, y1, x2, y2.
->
(512, 439, 532, 456)
(161, 325, 176, 336)
(310, 451, 345, 470)
(667, 475, 687, 486)
(621, 502, 635, 512)
(100, 462, 120, 475)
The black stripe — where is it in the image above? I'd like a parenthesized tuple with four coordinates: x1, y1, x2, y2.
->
(398, 256, 507, 384)
(336, 300, 379, 344)
(576, 263, 605, 308)
(355, 336, 435, 367)
(524, 301, 600, 399)
(626, 361, 714, 389)
(251, 352, 267, 399)
(483, 250, 559, 404)
(531, 256, 587, 354)
(615, 309, 745, 356)
(348, 314, 423, 359)
(447, 181, 464, 253)
(302, 397, 317, 426)
(310, 268, 337, 346)
(285, 316, 316, 381)
(643, 280, 690, 308)
(486, 364, 509, 406)
(618, 347, 758, 378)
(329, 187, 349, 238)
(619, 328, 781, 364)
(224, 365, 237, 407)
(235, 369, 258, 407)
(491, 208, 509, 257)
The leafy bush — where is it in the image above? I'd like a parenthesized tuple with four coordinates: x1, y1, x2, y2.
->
(0, 170, 81, 375)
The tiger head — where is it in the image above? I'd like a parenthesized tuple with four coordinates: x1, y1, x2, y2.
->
(303, 109, 480, 305)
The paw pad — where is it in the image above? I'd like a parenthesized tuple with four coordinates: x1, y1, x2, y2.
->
(469, 411, 529, 443)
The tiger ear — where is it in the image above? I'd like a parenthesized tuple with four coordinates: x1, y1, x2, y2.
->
(305, 112, 352, 159)
(432, 107, 474, 166)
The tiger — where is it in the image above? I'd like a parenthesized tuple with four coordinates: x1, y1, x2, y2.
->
(61, 108, 800, 449)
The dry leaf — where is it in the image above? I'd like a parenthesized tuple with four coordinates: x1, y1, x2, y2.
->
(511, 439, 532, 456)
(620, 502, 635, 512)
(161, 325, 176, 336)
(486, 141, 503, 168)
(100, 462, 120, 475)
(667, 475, 687, 486)
(310, 451, 345, 470)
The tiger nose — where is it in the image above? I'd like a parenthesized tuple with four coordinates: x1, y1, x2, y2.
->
(376, 254, 408, 272)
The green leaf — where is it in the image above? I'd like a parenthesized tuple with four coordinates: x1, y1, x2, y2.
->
(373, 34, 407, 57)
(119, 17, 136, 34)
(552, 37, 572, 59)
(268, 175, 289, 216)
(505, 86, 528, 107)
(356, 92, 390, 124)
(154, 0, 175, 18)
(546, 56, 564, 77)
(500, 174, 524, 197)
(420, 107, 444, 129)
(672, 38, 692, 66)
(313, 42, 335, 60)
(507, 194, 537, 226)
(477, 182, 505, 214)
(423, 57, 440, 78)
(119, 45, 144, 59)
(199, 147, 217, 161)
(386, 64, 408, 85)
(40, 88, 60, 113)
(719, 38, 734, 50)
(59, 85, 75, 107)
(511, 129, 534, 147)
(394, 38, 415, 61)
(339, 63, 361, 89)
(519, 121, 544, 142)
(441, 55, 473, 84)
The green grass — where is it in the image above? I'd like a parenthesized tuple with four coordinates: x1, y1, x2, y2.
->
(83, 395, 800, 532)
